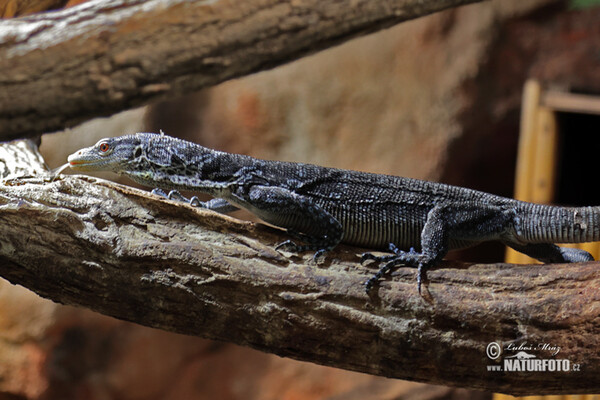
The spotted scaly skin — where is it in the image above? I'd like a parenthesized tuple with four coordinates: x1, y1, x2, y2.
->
(68, 132, 599, 294)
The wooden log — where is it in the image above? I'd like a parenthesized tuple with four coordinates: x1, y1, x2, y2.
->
(0, 0, 483, 139)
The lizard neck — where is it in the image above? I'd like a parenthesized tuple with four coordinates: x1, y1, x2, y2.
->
(124, 143, 255, 196)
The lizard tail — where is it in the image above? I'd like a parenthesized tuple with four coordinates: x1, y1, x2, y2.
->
(514, 203, 600, 244)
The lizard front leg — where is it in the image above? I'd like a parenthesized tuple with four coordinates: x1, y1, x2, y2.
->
(231, 185, 343, 260)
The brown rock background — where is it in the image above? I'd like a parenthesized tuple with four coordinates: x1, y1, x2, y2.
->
(2, 0, 598, 398)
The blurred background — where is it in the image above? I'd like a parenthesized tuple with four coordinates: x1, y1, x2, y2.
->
(1, 0, 600, 398)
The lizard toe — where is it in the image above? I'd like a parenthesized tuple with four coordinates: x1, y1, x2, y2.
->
(275, 240, 298, 253)
(312, 249, 327, 264)
(360, 252, 397, 264)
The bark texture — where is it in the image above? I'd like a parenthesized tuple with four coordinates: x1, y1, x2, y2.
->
(0, 140, 599, 396)
(0, 0, 484, 140)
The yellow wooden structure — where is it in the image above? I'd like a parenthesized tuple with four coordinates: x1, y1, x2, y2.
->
(496, 393, 600, 400)
(496, 80, 600, 399)
(506, 79, 600, 264)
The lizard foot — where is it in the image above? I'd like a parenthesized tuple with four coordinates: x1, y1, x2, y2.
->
(151, 188, 202, 207)
(360, 243, 411, 264)
(362, 244, 428, 294)
(364, 257, 407, 293)
(275, 240, 327, 263)
(276, 228, 339, 263)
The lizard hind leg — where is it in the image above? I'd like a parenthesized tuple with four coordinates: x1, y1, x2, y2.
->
(505, 242, 594, 263)
(361, 202, 508, 294)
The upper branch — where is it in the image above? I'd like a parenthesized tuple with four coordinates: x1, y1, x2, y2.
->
(0, 0, 483, 139)
(0, 140, 598, 396)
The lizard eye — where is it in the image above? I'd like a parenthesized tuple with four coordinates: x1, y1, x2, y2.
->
(99, 142, 111, 154)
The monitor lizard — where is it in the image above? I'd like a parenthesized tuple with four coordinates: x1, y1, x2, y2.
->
(67, 132, 598, 293)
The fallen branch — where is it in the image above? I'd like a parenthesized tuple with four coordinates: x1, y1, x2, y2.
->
(0, 0, 484, 139)
(0, 140, 598, 396)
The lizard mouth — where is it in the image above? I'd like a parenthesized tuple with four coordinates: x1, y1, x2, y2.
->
(67, 153, 103, 169)
(68, 158, 97, 166)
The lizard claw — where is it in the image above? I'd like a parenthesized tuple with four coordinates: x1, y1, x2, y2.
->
(417, 264, 429, 295)
(312, 249, 327, 264)
(189, 196, 202, 207)
(275, 240, 297, 252)
(167, 190, 188, 202)
(360, 252, 378, 264)
(151, 188, 168, 197)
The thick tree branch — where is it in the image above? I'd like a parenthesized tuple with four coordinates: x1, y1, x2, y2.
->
(0, 0, 484, 139)
(0, 141, 599, 396)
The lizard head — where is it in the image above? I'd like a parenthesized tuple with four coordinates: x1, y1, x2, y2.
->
(67, 132, 225, 188)
(68, 132, 242, 191)
(68, 134, 149, 173)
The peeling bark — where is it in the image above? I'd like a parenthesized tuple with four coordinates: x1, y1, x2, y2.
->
(0, 140, 599, 396)
(0, 0, 484, 139)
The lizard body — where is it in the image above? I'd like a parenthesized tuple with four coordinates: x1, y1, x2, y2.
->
(68, 133, 598, 292)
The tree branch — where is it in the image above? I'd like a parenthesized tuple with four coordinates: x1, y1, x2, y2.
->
(0, 140, 599, 396)
(0, 0, 484, 140)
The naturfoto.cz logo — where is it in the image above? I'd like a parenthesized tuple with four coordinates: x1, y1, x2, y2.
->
(485, 341, 581, 372)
